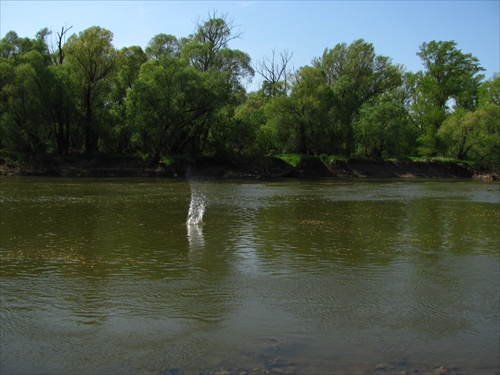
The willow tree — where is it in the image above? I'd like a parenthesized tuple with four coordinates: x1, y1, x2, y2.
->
(178, 11, 254, 156)
(313, 39, 401, 156)
(65, 26, 116, 155)
(107, 45, 147, 153)
(127, 56, 229, 160)
(145, 33, 179, 60)
(413, 40, 484, 156)
(264, 66, 337, 154)
(0, 29, 56, 153)
(438, 75, 500, 164)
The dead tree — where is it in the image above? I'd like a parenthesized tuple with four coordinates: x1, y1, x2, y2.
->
(255, 48, 294, 96)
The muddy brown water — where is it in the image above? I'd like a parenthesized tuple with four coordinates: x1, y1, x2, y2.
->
(1, 177, 499, 374)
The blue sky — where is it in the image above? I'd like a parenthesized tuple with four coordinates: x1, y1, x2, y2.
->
(1, 1, 499, 91)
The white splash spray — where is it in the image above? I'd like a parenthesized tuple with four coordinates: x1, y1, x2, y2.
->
(186, 169, 207, 225)
(187, 186, 206, 225)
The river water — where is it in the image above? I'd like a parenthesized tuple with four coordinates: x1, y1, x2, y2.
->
(0, 177, 499, 374)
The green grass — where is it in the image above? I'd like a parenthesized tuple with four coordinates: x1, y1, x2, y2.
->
(275, 153, 304, 166)
(406, 156, 476, 166)
(274, 153, 478, 168)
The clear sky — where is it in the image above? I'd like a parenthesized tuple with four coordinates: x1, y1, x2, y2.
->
(1, 0, 499, 91)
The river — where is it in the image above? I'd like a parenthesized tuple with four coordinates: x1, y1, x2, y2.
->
(0, 177, 499, 374)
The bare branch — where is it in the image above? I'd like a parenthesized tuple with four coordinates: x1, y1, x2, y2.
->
(54, 25, 73, 64)
(255, 48, 294, 96)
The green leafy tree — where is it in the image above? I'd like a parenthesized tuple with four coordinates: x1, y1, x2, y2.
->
(145, 34, 179, 60)
(47, 62, 78, 154)
(65, 26, 117, 155)
(234, 91, 271, 155)
(0, 28, 82, 155)
(478, 73, 500, 107)
(438, 75, 500, 164)
(354, 97, 413, 158)
(106, 46, 147, 153)
(127, 56, 228, 161)
(313, 39, 401, 156)
(1, 50, 51, 152)
(438, 106, 499, 164)
(176, 11, 254, 156)
(414, 40, 484, 156)
(182, 11, 254, 90)
(0, 31, 36, 58)
(289, 66, 337, 154)
(354, 70, 418, 158)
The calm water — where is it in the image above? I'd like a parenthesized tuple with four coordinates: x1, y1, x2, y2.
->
(0, 177, 499, 375)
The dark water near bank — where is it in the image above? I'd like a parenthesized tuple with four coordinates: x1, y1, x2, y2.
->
(1, 177, 499, 374)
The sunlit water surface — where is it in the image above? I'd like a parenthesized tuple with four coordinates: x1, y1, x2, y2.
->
(1, 177, 499, 374)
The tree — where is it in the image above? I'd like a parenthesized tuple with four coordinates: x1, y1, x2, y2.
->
(53, 26, 73, 64)
(186, 11, 242, 71)
(172, 11, 254, 157)
(438, 75, 500, 164)
(1, 51, 51, 153)
(255, 48, 294, 97)
(313, 39, 401, 156)
(127, 56, 228, 161)
(65, 26, 117, 155)
(262, 66, 338, 155)
(47, 62, 78, 154)
(145, 33, 179, 60)
(182, 11, 253, 91)
(438, 106, 499, 164)
(354, 70, 417, 158)
(478, 73, 500, 107)
(233, 91, 268, 155)
(414, 40, 484, 155)
(107, 46, 147, 153)
(0, 31, 34, 58)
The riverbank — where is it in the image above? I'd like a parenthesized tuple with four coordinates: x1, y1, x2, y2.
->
(0, 154, 498, 180)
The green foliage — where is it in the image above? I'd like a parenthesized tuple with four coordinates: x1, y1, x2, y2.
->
(0, 19, 497, 170)
(354, 87, 417, 158)
(127, 55, 231, 159)
(313, 39, 402, 156)
(0, 149, 26, 167)
(1, 51, 52, 153)
(439, 105, 500, 165)
(413, 40, 485, 156)
(65, 26, 117, 155)
(107, 45, 147, 153)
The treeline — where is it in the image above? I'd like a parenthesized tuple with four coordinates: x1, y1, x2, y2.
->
(1, 12, 499, 166)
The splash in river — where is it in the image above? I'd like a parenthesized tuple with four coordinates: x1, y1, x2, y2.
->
(186, 178, 206, 225)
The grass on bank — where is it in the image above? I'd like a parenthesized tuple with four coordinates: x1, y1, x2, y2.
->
(275, 153, 480, 168)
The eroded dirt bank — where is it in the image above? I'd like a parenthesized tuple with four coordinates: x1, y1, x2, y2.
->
(0, 155, 497, 180)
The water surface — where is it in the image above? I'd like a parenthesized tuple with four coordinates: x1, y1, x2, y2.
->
(1, 177, 499, 374)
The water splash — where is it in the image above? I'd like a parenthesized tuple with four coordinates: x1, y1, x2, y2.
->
(187, 189, 206, 224)
(186, 172, 206, 225)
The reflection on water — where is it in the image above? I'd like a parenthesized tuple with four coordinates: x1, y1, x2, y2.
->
(0, 177, 499, 374)
(187, 223, 205, 250)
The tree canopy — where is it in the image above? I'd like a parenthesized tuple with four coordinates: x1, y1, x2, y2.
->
(1, 13, 498, 167)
